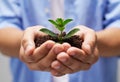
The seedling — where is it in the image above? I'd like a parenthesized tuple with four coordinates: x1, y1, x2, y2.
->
(40, 18, 80, 43)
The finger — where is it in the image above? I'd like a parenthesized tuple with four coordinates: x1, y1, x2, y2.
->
(19, 46, 25, 62)
(26, 62, 51, 71)
(36, 43, 64, 70)
(67, 47, 87, 63)
(74, 25, 97, 55)
(68, 47, 98, 64)
(21, 26, 46, 56)
(20, 26, 48, 63)
(56, 52, 91, 72)
(51, 68, 66, 76)
(51, 60, 73, 74)
(21, 40, 55, 63)
(82, 30, 96, 55)
(87, 47, 99, 64)
(62, 42, 71, 51)
(19, 44, 36, 63)
(32, 40, 55, 62)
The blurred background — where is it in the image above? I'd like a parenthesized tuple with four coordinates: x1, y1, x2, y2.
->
(0, 53, 120, 82)
(0, 53, 12, 82)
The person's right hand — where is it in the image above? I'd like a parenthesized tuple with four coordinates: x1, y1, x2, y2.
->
(19, 26, 64, 72)
(50, 25, 99, 76)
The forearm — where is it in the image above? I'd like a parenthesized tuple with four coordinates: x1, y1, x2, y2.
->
(96, 27, 120, 57)
(0, 27, 23, 57)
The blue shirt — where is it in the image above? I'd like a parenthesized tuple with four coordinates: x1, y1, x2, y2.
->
(0, 0, 120, 82)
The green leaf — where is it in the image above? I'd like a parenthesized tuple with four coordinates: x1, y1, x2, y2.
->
(64, 28, 80, 39)
(54, 18, 65, 32)
(49, 18, 65, 32)
(48, 20, 58, 26)
(40, 28, 57, 37)
(56, 18, 64, 26)
(63, 19, 73, 26)
(56, 26, 65, 32)
(48, 18, 74, 37)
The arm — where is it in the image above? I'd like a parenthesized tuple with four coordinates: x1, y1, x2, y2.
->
(97, 0, 120, 57)
(97, 27, 120, 57)
(0, 0, 66, 75)
(0, 27, 23, 57)
(51, 26, 120, 76)
(0, 0, 22, 57)
(50, 25, 99, 76)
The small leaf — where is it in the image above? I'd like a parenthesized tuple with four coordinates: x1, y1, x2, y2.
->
(48, 20, 58, 26)
(64, 28, 80, 39)
(56, 18, 64, 26)
(40, 28, 57, 37)
(56, 26, 65, 32)
(63, 19, 73, 26)
(54, 18, 65, 32)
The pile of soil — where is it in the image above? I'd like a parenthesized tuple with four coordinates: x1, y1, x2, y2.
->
(35, 33, 83, 49)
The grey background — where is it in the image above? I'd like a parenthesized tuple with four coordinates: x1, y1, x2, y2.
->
(0, 54, 12, 82)
(0, 53, 120, 82)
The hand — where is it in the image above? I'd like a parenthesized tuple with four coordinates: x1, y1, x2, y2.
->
(50, 25, 99, 76)
(19, 26, 64, 72)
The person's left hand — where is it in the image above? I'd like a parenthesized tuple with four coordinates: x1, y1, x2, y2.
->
(50, 25, 99, 76)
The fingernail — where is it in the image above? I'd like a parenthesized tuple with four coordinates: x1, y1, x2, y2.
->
(60, 58, 67, 62)
(69, 52, 76, 56)
(46, 44, 53, 49)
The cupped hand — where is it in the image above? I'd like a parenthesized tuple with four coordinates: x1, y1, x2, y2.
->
(51, 25, 99, 76)
(19, 26, 64, 72)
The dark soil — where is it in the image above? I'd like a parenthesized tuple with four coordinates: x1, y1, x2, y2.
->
(35, 32, 83, 49)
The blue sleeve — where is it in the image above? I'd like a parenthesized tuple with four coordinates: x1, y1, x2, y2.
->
(0, 0, 22, 29)
(103, 0, 120, 28)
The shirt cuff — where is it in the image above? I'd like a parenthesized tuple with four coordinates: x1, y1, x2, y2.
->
(0, 21, 21, 29)
(106, 20, 120, 29)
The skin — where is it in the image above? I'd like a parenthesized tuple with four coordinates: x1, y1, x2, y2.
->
(0, 27, 22, 57)
(19, 25, 98, 76)
(0, 25, 120, 76)
(50, 26, 99, 76)
(97, 27, 120, 57)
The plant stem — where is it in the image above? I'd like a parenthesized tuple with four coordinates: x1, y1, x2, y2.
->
(59, 31, 63, 43)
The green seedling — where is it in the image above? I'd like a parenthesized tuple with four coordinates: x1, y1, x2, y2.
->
(40, 18, 80, 43)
